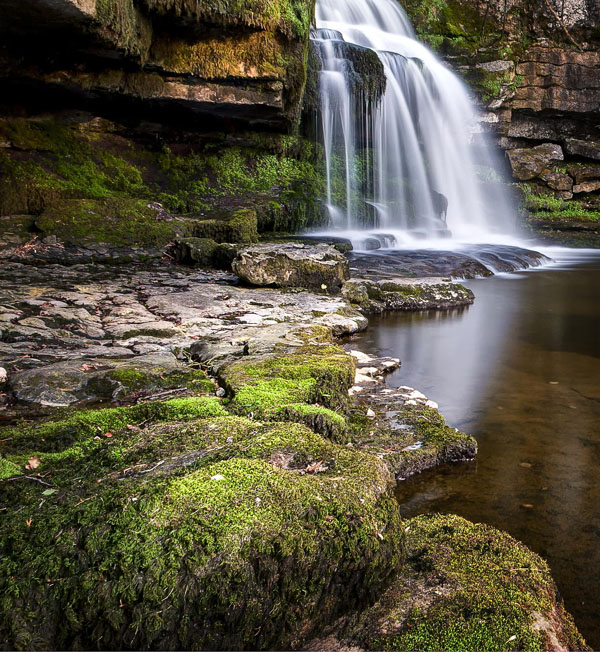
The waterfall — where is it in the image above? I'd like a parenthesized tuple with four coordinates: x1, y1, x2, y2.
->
(312, 0, 517, 250)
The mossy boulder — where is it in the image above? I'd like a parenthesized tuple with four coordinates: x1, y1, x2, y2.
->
(360, 514, 589, 651)
(186, 208, 259, 244)
(0, 412, 403, 650)
(343, 278, 474, 314)
(232, 242, 350, 291)
(219, 345, 356, 418)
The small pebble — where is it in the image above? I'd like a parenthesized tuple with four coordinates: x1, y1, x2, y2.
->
(0, 367, 7, 384)
(210, 474, 225, 481)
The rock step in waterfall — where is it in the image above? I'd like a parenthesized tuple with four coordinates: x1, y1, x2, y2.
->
(311, 0, 517, 251)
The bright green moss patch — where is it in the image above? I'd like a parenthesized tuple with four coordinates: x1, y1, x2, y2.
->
(0, 456, 19, 479)
(222, 346, 356, 418)
(273, 403, 348, 442)
(0, 416, 402, 650)
(367, 514, 587, 652)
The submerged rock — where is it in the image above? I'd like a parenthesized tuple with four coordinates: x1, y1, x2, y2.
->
(232, 242, 350, 291)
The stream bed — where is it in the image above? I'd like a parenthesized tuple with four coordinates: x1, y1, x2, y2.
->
(351, 248, 600, 647)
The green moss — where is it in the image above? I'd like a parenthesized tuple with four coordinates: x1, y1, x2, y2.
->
(0, 119, 325, 239)
(273, 404, 348, 442)
(0, 456, 19, 479)
(36, 198, 181, 247)
(99, 367, 215, 397)
(187, 208, 259, 244)
(95, 0, 153, 59)
(369, 514, 587, 652)
(140, 0, 315, 40)
(152, 31, 288, 79)
(222, 347, 356, 419)
(0, 415, 402, 650)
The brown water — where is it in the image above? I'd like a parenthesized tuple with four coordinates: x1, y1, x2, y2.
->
(352, 248, 600, 647)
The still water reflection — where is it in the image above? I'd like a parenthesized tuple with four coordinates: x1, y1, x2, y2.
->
(352, 249, 600, 647)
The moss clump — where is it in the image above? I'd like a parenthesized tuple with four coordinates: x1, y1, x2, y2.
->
(221, 346, 356, 418)
(188, 208, 259, 244)
(0, 456, 19, 479)
(36, 198, 181, 247)
(367, 514, 588, 652)
(1, 396, 227, 454)
(95, 0, 153, 60)
(273, 403, 348, 442)
(97, 367, 215, 398)
(0, 415, 402, 650)
(140, 0, 315, 40)
(152, 31, 288, 79)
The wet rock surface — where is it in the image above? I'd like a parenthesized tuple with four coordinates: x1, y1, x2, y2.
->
(345, 350, 477, 480)
(349, 244, 549, 279)
(0, 260, 367, 414)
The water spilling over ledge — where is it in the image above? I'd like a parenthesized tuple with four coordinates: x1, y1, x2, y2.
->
(311, 0, 518, 246)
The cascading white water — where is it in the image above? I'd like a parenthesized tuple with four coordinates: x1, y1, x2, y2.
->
(312, 0, 518, 250)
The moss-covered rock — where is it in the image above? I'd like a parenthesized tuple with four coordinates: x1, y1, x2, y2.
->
(0, 413, 403, 650)
(186, 208, 259, 244)
(219, 345, 356, 418)
(360, 514, 589, 652)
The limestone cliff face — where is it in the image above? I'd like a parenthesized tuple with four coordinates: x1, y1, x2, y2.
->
(403, 0, 600, 234)
(0, 0, 315, 131)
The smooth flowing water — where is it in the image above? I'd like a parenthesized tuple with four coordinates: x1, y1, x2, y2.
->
(351, 250, 600, 647)
(312, 0, 516, 247)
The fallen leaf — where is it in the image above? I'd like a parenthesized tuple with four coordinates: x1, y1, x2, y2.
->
(25, 456, 41, 470)
(42, 489, 58, 496)
(126, 424, 141, 431)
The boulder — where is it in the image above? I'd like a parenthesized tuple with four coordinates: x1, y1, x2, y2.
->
(564, 138, 600, 161)
(232, 243, 350, 291)
(506, 143, 564, 181)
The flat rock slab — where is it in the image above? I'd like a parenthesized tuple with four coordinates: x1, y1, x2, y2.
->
(232, 242, 350, 291)
(8, 352, 186, 407)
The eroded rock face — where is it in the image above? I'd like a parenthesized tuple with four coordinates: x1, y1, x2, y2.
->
(0, 0, 313, 130)
(232, 243, 350, 291)
(506, 143, 564, 181)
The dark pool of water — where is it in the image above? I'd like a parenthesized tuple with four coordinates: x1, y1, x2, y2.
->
(351, 248, 600, 647)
